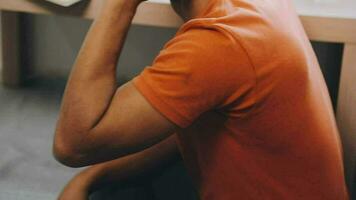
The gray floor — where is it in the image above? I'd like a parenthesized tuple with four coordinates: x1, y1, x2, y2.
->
(0, 78, 197, 200)
(0, 79, 78, 199)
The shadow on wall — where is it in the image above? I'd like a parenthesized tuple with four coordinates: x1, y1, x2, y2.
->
(20, 14, 178, 83)
(311, 42, 343, 110)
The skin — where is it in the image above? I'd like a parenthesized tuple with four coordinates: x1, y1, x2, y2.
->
(55, 0, 209, 199)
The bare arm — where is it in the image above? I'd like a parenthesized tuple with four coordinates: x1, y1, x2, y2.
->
(53, 0, 177, 167)
(58, 136, 179, 200)
(83, 135, 179, 192)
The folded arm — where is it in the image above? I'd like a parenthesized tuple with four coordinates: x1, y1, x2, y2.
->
(58, 135, 180, 200)
(53, 0, 177, 167)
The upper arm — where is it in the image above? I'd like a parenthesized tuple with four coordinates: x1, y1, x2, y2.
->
(55, 81, 178, 167)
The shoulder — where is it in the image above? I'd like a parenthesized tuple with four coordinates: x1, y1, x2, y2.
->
(156, 24, 246, 68)
(168, 24, 237, 50)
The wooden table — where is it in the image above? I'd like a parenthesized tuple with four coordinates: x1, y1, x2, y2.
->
(0, 0, 355, 194)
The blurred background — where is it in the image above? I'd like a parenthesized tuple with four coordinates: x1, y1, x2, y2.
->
(0, 0, 354, 199)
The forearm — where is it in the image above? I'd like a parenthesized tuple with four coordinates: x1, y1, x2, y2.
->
(75, 135, 180, 193)
(55, 0, 139, 148)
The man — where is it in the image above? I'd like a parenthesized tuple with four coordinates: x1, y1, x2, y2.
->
(53, 0, 350, 199)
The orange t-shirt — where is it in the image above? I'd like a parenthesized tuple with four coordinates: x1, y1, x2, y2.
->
(133, 0, 349, 199)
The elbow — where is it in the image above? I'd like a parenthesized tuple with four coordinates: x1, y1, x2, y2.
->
(52, 138, 89, 168)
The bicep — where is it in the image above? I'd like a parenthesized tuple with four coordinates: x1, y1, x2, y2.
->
(82, 81, 178, 164)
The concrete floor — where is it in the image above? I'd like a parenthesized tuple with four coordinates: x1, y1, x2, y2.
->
(0, 79, 79, 199)
(0, 78, 197, 200)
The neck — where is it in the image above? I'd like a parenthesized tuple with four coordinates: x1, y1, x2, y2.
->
(174, 0, 210, 21)
(190, 0, 209, 19)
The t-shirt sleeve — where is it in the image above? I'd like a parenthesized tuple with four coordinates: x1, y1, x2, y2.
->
(133, 27, 254, 128)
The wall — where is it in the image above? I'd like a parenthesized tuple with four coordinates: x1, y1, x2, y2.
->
(21, 14, 177, 83)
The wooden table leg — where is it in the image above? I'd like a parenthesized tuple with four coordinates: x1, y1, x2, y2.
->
(337, 43, 356, 196)
(1, 11, 25, 87)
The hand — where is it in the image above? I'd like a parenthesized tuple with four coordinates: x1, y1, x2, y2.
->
(58, 172, 91, 200)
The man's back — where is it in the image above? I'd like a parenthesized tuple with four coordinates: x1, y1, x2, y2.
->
(133, 0, 349, 199)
